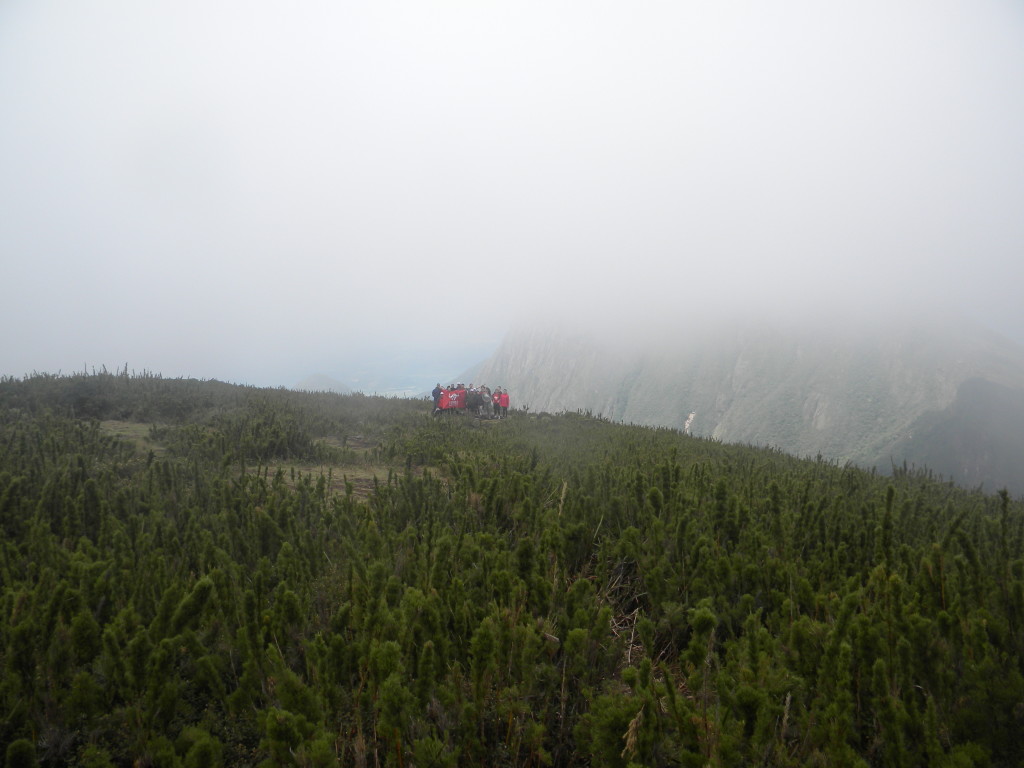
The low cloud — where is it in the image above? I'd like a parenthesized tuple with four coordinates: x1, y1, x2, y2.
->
(2, 1, 1022, 386)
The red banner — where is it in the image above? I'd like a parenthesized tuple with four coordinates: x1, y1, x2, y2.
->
(438, 389, 466, 409)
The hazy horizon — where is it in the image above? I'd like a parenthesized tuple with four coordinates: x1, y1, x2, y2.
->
(3, 1, 1022, 389)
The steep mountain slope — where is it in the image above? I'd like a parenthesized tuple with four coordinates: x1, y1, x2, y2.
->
(891, 377, 1024, 492)
(472, 315, 1024, 493)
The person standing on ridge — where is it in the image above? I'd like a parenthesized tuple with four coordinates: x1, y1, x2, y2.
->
(467, 386, 483, 416)
(499, 388, 510, 418)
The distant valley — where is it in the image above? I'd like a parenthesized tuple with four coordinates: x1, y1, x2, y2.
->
(293, 373, 353, 394)
(297, 340, 499, 398)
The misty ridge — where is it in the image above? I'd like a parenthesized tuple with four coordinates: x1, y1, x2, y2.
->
(0, 0, 1021, 489)
(462, 304, 1024, 495)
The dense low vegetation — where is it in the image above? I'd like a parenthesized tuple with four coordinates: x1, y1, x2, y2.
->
(1, 371, 1023, 766)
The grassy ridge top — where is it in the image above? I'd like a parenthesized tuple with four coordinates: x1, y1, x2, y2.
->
(1, 371, 1023, 766)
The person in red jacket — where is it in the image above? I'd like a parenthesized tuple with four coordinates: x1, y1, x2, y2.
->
(492, 388, 502, 419)
(499, 388, 510, 418)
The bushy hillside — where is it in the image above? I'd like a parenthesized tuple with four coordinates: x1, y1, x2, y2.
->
(1, 371, 1023, 766)
(471, 317, 1024, 493)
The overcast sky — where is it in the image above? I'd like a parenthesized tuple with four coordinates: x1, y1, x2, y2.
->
(2, 0, 1022, 388)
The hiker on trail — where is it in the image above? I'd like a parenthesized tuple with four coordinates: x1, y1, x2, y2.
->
(480, 385, 493, 418)
(499, 388, 510, 418)
(492, 388, 502, 418)
(431, 383, 442, 411)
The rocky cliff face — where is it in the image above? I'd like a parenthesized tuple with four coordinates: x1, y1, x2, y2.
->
(470, 316, 1024, 493)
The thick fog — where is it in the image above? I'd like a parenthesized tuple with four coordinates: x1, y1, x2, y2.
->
(2, 1, 1022, 390)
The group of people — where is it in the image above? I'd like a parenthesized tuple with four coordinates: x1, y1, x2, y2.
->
(432, 382, 510, 418)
